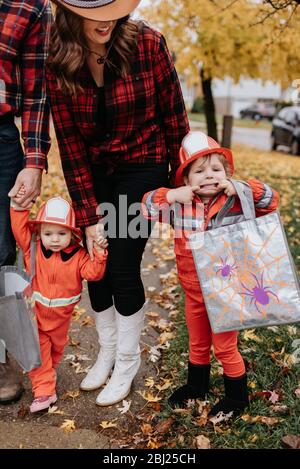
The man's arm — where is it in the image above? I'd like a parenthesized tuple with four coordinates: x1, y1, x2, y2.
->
(9, 2, 52, 206)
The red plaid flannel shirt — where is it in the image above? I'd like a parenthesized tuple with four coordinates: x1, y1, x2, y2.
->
(46, 24, 190, 227)
(0, 0, 52, 169)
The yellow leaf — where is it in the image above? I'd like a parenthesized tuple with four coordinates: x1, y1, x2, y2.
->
(81, 316, 94, 327)
(145, 377, 155, 388)
(145, 311, 160, 319)
(248, 381, 257, 389)
(243, 330, 262, 342)
(99, 421, 118, 429)
(60, 419, 76, 432)
(136, 390, 162, 402)
(47, 406, 65, 415)
(155, 379, 172, 392)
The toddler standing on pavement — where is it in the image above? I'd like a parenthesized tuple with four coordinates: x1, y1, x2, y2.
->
(10, 196, 107, 412)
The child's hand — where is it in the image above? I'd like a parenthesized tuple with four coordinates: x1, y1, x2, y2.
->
(218, 179, 237, 197)
(166, 186, 200, 204)
(10, 198, 34, 211)
(15, 184, 26, 200)
(11, 184, 36, 210)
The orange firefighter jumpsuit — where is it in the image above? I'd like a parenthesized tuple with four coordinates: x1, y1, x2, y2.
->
(10, 208, 107, 397)
(143, 179, 279, 377)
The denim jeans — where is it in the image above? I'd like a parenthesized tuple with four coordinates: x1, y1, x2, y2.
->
(0, 122, 23, 362)
(0, 122, 23, 267)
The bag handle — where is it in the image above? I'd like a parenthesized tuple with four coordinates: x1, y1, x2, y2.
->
(215, 179, 256, 228)
(17, 234, 37, 282)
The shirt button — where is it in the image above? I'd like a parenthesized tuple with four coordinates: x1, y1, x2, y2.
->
(135, 76, 140, 81)
(106, 133, 110, 138)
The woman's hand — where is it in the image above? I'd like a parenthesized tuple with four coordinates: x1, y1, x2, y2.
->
(85, 222, 107, 260)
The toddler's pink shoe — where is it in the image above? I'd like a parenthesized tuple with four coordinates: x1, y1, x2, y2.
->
(30, 394, 57, 413)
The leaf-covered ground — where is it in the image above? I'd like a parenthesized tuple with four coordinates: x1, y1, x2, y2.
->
(5, 138, 298, 449)
(145, 145, 300, 449)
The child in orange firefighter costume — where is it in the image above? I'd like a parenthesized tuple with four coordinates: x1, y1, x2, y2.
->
(142, 131, 279, 415)
(10, 197, 107, 413)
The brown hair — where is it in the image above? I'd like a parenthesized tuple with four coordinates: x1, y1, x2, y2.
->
(48, 7, 139, 95)
(182, 153, 232, 181)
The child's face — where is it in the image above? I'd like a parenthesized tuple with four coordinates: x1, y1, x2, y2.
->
(40, 223, 72, 252)
(184, 154, 227, 199)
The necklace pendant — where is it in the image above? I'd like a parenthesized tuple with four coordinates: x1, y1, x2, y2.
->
(97, 57, 105, 64)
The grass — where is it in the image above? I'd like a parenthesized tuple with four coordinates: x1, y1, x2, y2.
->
(158, 145, 300, 449)
(188, 112, 272, 130)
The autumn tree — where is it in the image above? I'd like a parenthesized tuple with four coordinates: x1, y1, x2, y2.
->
(141, 0, 300, 139)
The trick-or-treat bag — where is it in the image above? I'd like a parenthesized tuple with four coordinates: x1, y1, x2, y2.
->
(0, 237, 41, 371)
(188, 180, 300, 333)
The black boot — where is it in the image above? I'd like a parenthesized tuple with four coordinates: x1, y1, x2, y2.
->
(168, 362, 210, 408)
(209, 374, 249, 416)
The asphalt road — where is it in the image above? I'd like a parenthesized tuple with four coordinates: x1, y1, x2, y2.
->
(190, 120, 271, 151)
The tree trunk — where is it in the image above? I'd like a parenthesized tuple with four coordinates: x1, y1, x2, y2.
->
(200, 68, 218, 141)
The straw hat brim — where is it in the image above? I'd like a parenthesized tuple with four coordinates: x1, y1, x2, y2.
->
(52, 0, 141, 21)
(175, 147, 234, 187)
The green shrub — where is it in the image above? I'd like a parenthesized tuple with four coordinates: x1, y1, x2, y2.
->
(191, 96, 204, 114)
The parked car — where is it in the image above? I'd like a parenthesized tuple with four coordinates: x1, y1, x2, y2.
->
(271, 106, 300, 155)
(240, 103, 276, 121)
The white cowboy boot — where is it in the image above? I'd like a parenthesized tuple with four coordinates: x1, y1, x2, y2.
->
(80, 306, 117, 391)
(95, 304, 145, 406)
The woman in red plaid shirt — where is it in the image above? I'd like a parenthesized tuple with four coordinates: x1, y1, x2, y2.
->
(47, 0, 190, 406)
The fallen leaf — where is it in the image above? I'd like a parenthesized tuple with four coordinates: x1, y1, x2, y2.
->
(294, 385, 300, 398)
(48, 406, 65, 415)
(158, 331, 175, 345)
(209, 411, 233, 425)
(17, 405, 28, 419)
(195, 435, 211, 449)
(100, 421, 118, 429)
(60, 419, 76, 432)
(61, 390, 80, 400)
(68, 337, 80, 347)
(81, 316, 94, 327)
(155, 417, 174, 434)
(241, 415, 281, 426)
(136, 391, 162, 402)
(70, 361, 91, 374)
(243, 330, 262, 342)
(150, 402, 161, 412)
(147, 437, 162, 449)
(271, 405, 289, 414)
(145, 311, 160, 319)
(281, 435, 300, 449)
(148, 346, 161, 363)
(155, 379, 172, 392)
(268, 390, 280, 404)
(144, 377, 155, 388)
(141, 423, 153, 434)
(117, 400, 131, 414)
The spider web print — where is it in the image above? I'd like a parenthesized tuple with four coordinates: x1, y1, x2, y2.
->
(193, 215, 300, 332)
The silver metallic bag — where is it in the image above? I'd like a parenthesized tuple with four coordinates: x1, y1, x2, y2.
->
(190, 180, 300, 333)
(0, 237, 41, 371)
